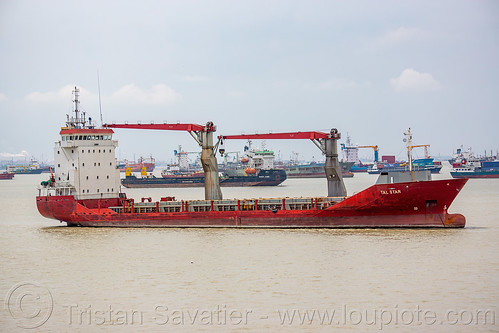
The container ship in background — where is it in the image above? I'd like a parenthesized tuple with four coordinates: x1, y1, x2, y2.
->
(36, 88, 468, 228)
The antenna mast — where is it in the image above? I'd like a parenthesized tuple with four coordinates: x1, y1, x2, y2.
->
(97, 71, 104, 126)
(71, 86, 82, 128)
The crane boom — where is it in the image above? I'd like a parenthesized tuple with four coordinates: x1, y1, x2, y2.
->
(220, 131, 329, 140)
(409, 144, 430, 159)
(220, 129, 346, 197)
(104, 122, 208, 132)
(104, 121, 222, 200)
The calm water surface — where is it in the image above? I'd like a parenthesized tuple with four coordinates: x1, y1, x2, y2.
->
(0, 167, 498, 332)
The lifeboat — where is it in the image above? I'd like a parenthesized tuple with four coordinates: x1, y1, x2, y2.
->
(245, 168, 257, 174)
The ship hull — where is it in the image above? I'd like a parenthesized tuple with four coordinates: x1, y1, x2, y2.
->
(450, 171, 499, 178)
(37, 178, 468, 228)
(122, 169, 287, 188)
(350, 164, 372, 172)
(0, 173, 15, 180)
(12, 169, 44, 174)
(285, 161, 354, 178)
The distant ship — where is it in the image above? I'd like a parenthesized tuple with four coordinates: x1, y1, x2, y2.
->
(0, 171, 15, 180)
(6, 163, 43, 174)
(450, 148, 499, 178)
(122, 169, 287, 188)
(368, 141, 441, 174)
(451, 161, 499, 178)
(284, 161, 354, 178)
(368, 158, 442, 174)
(340, 135, 375, 172)
(118, 156, 155, 173)
(122, 145, 286, 188)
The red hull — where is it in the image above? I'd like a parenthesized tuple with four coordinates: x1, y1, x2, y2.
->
(36, 179, 468, 228)
(0, 173, 15, 180)
(119, 163, 155, 173)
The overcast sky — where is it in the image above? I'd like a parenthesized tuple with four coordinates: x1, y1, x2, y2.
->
(1, 0, 498, 163)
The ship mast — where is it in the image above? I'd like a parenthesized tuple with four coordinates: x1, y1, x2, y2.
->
(66, 86, 92, 129)
(73, 86, 83, 128)
(404, 128, 414, 180)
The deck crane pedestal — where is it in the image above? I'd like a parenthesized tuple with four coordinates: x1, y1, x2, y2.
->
(219, 128, 347, 197)
(104, 122, 223, 200)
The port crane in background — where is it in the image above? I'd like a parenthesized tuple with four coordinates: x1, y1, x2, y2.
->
(219, 129, 347, 197)
(358, 145, 379, 163)
(104, 122, 223, 200)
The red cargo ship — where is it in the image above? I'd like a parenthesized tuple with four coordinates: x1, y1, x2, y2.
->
(36, 88, 468, 228)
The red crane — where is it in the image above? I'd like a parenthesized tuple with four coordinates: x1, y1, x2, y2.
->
(104, 121, 222, 200)
(219, 129, 347, 197)
(103, 122, 347, 198)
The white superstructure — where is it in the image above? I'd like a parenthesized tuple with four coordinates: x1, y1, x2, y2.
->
(42, 87, 121, 199)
